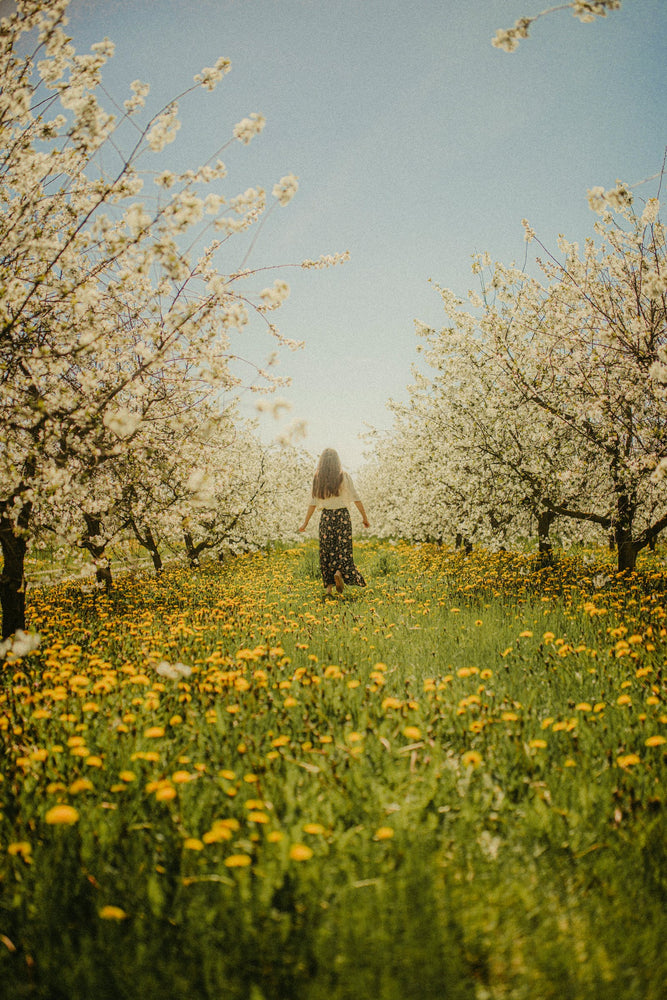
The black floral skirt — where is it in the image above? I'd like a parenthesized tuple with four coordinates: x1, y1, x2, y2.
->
(319, 508, 366, 588)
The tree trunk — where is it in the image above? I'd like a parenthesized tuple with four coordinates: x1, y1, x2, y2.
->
(0, 513, 28, 639)
(81, 513, 113, 592)
(536, 510, 555, 567)
(455, 533, 473, 554)
(130, 519, 163, 573)
(183, 530, 209, 568)
(144, 525, 163, 573)
(614, 491, 639, 572)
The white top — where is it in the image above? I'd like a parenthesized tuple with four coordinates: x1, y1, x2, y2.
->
(311, 471, 360, 511)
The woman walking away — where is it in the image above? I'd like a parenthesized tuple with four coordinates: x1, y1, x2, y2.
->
(299, 448, 370, 596)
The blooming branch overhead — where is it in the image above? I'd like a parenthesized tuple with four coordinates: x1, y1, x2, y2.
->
(492, 1, 621, 52)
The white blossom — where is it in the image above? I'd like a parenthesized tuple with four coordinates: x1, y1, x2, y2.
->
(272, 173, 299, 206)
(233, 112, 266, 144)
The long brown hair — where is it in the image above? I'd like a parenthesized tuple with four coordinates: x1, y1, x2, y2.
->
(312, 448, 343, 499)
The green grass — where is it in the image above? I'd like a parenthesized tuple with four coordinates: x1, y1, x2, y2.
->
(1, 538, 665, 999)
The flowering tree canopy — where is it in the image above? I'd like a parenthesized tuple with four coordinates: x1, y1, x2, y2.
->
(361, 181, 667, 571)
(0, 0, 344, 637)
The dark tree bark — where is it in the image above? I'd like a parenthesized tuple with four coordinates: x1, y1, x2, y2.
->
(455, 533, 473, 554)
(614, 490, 639, 572)
(129, 518, 163, 573)
(183, 530, 211, 568)
(536, 509, 555, 567)
(81, 513, 113, 592)
(0, 503, 30, 639)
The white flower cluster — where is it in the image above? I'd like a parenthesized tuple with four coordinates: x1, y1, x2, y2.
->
(572, 1, 621, 23)
(194, 56, 231, 92)
(491, 18, 532, 52)
(124, 79, 150, 114)
(146, 103, 181, 152)
(259, 279, 290, 311)
(233, 112, 266, 144)
(272, 174, 299, 206)
(300, 251, 351, 270)
(155, 660, 193, 680)
(0, 630, 41, 663)
(493, 2, 621, 52)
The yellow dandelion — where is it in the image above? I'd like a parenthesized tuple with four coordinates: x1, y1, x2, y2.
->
(403, 726, 422, 740)
(374, 826, 395, 841)
(575, 703, 592, 712)
(172, 770, 195, 784)
(289, 843, 314, 862)
(518, 630, 533, 638)
(617, 753, 641, 768)
(155, 785, 177, 802)
(303, 823, 326, 835)
(45, 804, 79, 825)
(224, 853, 252, 868)
(98, 905, 127, 921)
(461, 750, 483, 768)
(7, 842, 32, 859)
(144, 726, 165, 739)
(183, 838, 204, 851)
(645, 735, 666, 747)
(529, 739, 548, 749)
(203, 826, 233, 844)
(69, 778, 94, 794)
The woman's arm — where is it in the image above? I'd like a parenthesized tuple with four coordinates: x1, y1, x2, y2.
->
(298, 505, 316, 532)
(354, 500, 370, 528)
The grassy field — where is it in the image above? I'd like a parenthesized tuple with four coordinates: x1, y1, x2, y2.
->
(1, 538, 666, 999)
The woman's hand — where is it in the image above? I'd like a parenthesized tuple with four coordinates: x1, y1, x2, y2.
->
(363, 519, 370, 528)
(298, 524, 307, 533)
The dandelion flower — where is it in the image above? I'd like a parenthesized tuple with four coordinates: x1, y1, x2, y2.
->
(617, 753, 641, 769)
(224, 853, 252, 868)
(374, 827, 395, 841)
(99, 905, 127, 921)
(303, 823, 326, 835)
(45, 805, 79, 825)
(7, 842, 32, 860)
(69, 778, 94, 794)
(645, 735, 666, 747)
(289, 843, 313, 861)
(183, 838, 204, 851)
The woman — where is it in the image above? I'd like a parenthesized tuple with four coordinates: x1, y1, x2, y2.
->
(298, 448, 370, 595)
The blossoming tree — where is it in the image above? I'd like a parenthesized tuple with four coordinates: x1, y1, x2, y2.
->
(362, 183, 667, 571)
(0, 0, 343, 637)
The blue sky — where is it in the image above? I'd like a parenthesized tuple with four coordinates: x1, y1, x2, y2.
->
(63, 0, 667, 470)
